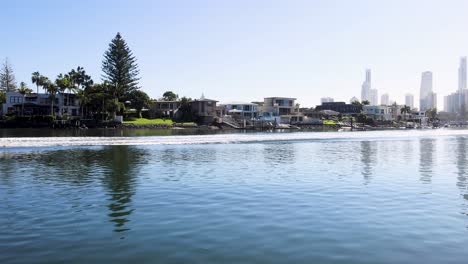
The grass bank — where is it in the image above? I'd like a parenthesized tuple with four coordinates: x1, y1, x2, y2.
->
(123, 118, 174, 125)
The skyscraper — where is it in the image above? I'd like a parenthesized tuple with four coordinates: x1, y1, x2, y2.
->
(370, 89, 378, 106)
(458, 57, 467, 113)
(405, 93, 414, 109)
(381, 93, 389, 105)
(459, 57, 467, 91)
(420, 71, 433, 111)
(361, 69, 371, 102)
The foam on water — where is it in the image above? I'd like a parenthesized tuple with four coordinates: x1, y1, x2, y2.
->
(1, 129, 468, 148)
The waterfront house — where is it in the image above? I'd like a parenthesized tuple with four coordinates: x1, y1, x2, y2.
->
(363, 105, 393, 121)
(388, 104, 403, 121)
(219, 102, 259, 119)
(261, 97, 303, 123)
(149, 100, 181, 118)
(190, 95, 218, 124)
(315, 102, 362, 115)
(2, 91, 80, 117)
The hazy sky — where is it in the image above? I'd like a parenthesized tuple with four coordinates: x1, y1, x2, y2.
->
(1, 0, 468, 108)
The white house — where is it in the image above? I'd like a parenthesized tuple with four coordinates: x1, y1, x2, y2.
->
(363, 105, 393, 121)
(219, 102, 259, 119)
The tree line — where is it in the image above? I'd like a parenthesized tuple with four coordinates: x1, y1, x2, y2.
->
(1, 33, 151, 119)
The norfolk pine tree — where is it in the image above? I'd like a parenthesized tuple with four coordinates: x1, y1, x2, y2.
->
(101, 33, 140, 105)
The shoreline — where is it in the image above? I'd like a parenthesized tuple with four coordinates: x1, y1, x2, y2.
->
(1, 128, 468, 149)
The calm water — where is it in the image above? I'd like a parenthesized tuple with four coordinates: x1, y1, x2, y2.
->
(1, 130, 468, 263)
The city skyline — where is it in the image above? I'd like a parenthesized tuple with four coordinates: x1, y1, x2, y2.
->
(1, 0, 468, 109)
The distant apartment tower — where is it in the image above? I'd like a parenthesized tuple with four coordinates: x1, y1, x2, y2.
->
(445, 90, 468, 113)
(444, 94, 457, 112)
(320, 97, 334, 103)
(380, 93, 389, 105)
(369, 89, 378, 105)
(458, 57, 467, 112)
(405, 93, 414, 109)
(420, 71, 434, 111)
(459, 57, 467, 91)
(361, 69, 371, 102)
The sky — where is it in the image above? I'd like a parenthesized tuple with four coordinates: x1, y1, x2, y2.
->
(1, 0, 468, 109)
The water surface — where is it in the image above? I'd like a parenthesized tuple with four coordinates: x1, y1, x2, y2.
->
(1, 130, 468, 263)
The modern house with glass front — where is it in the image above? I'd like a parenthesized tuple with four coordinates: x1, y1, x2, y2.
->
(219, 102, 259, 119)
(261, 97, 303, 123)
(2, 91, 80, 117)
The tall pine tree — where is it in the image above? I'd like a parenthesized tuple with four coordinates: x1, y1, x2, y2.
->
(0, 58, 17, 92)
(102, 33, 140, 102)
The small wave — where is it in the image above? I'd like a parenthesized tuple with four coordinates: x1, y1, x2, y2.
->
(1, 129, 468, 148)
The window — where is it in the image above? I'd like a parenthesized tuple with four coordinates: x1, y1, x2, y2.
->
(9, 96, 22, 104)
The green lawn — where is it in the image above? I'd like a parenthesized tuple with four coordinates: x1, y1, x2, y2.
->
(123, 118, 174, 125)
(323, 120, 338, 125)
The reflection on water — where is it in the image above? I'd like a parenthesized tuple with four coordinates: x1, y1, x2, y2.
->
(360, 141, 376, 183)
(101, 146, 146, 233)
(3, 135, 468, 263)
(0, 146, 147, 235)
(456, 137, 467, 191)
(419, 138, 436, 184)
(455, 137, 468, 222)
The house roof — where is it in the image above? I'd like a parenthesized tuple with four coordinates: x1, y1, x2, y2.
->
(264, 97, 297, 100)
(220, 101, 258, 106)
(195, 98, 218, 102)
(153, 100, 181, 103)
(320, 110, 340, 115)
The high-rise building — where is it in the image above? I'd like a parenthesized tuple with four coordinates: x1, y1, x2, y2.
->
(444, 94, 456, 112)
(428, 92, 437, 110)
(361, 69, 371, 102)
(321, 97, 334, 103)
(459, 57, 467, 91)
(380, 93, 389, 105)
(444, 95, 449, 112)
(419, 71, 433, 111)
(457, 57, 467, 112)
(370, 89, 378, 106)
(405, 93, 414, 109)
(445, 89, 468, 113)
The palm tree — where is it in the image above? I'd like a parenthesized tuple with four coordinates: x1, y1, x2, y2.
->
(38, 75, 50, 93)
(68, 66, 93, 110)
(18, 82, 33, 116)
(362, 100, 370, 105)
(400, 105, 411, 120)
(45, 81, 58, 116)
(76, 88, 90, 118)
(55, 74, 71, 116)
(31, 72, 41, 94)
